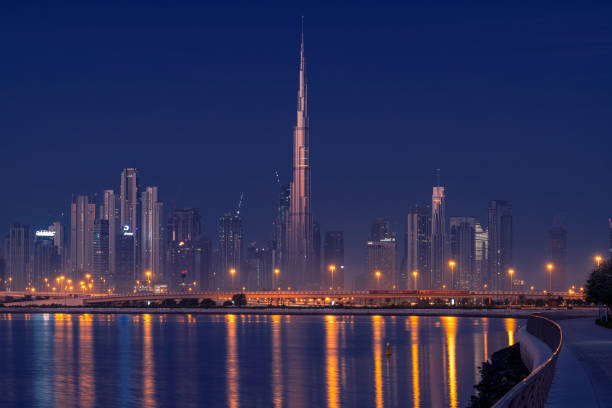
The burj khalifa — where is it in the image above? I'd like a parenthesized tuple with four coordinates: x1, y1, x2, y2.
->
(286, 20, 316, 289)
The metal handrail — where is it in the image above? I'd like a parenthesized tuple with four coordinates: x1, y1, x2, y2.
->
(492, 314, 562, 408)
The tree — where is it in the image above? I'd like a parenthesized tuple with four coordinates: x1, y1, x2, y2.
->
(200, 298, 216, 308)
(232, 293, 247, 307)
(585, 260, 612, 315)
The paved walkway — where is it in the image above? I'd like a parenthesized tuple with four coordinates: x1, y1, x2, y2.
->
(547, 318, 612, 407)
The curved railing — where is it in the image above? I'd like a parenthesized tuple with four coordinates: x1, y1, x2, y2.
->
(492, 314, 562, 408)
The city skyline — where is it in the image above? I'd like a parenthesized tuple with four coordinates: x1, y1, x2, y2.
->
(2, 4, 611, 289)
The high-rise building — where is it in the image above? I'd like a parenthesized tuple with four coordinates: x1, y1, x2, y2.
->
(32, 229, 61, 288)
(487, 200, 513, 290)
(166, 208, 211, 290)
(48, 222, 66, 274)
(7, 223, 30, 290)
(167, 208, 201, 244)
(371, 218, 391, 242)
(272, 184, 290, 274)
(549, 225, 567, 291)
(287, 23, 315, 290)
(116, 226, 135, 293)
(141, 186, 163, 282)
(431, 185, 446, 289)
(101, 190, 120, 277)
(474, 222, 488, 289)
(217, 212, 243, 289)
(365, 238, 397, 289)
(449, 217, 476, 290)
(246, 244, 273, 291)
(324, 231, 345, 291)
(93, 219, 110, 284)
(404, 205, 431, 290)
(70, 195, 96, 279)
(120, 168, 140, 278)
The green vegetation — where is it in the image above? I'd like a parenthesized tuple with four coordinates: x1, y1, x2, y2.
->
(595, 318, 612, 329)
(468, 343, 529, 408)
(232, 293, 247, 307)
(585, 259, 612, 323)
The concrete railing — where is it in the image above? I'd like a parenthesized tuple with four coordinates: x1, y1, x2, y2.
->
(492, 314, 562, 408)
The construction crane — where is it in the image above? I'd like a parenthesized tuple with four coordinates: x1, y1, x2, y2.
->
(236, 192, 244, 216)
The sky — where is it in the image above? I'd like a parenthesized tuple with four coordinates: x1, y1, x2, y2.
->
(1, 1, 611, 288)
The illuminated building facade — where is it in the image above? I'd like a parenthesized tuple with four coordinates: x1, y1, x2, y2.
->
(287, 24, 316, 290)
(141, 186, 164, 282)
(217, 212, 243, 289)
(487, 200, 513, 290)
(449, 216, 476, 289)
(70, 194, 96, 279)
(404, 205, 431, 290)
(120, 168, 140, 279)
(93, 219, 110, 282)
(8, 223, 30, 290)
(474, 222, 488, 289)
(431, 185, 446, 289)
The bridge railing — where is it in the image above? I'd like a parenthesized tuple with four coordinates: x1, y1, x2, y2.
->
(492, 315, 562, 408)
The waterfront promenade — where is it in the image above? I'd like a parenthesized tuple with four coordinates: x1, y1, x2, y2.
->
(546, 317, 612, 407)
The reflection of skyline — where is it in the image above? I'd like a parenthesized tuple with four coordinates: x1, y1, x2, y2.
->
(79, 314, 95, 408)
(142, 314, 155, 408)
(408, 316, 420, 408)
(271, 315, 283, 408)
(372, 315, 384, 408)
(441, 317, 458, 408)
(0, 314, 522, 408)
(226, 314, 239, 408)
(326, 315, 340, 408)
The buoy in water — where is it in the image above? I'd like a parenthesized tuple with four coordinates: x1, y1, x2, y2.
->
(385, 342, 392, 357)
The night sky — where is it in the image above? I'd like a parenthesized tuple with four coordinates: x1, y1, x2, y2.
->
(2, 1, 611, 288)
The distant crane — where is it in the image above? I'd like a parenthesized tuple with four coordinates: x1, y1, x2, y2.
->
(236, 192, 244, 216)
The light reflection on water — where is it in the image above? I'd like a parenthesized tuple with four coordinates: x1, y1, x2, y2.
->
(0, 313, 522, 408)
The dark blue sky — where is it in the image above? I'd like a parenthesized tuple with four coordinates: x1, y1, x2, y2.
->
(1, 1, 611, 288)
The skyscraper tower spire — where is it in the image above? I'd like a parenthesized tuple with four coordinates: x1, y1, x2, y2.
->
(287, 18, 314, 288)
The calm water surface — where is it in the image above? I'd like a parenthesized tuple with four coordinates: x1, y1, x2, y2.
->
(0, 313, 522, 407)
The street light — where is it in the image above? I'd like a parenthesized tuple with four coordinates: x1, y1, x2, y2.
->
(412, 270, 418, 290)
(274, 268, 280, 291)
(375, 270, 381, 289)
(230, 268, 236, 290)
(329, 265, 336, 291)
(508, 269, 515, 292)
(595, 255, 603, 268)
(448, 260, 456, 289)
(546, 263, 554, 292)
(145, 270, 152, 290)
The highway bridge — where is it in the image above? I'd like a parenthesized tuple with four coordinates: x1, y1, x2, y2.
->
(78, 289, 585, 306)
(1, 289, 585, 306)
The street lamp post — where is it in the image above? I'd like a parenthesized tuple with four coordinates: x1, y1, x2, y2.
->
(448, 261, 456, 290)
(508, 269, 515, 292)
(145, 270, 152, 291)
(375, 270, 381, 289)
(412, 270, 418, 290)
(230, 268, 236, 290)
(274, 268, 280, 291)
(546, 263, 554, 292)
(329, 265, 336, 292)
(595, 256, 603, 269)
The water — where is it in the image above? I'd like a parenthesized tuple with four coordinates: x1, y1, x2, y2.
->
(0, 313, 521, 408)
